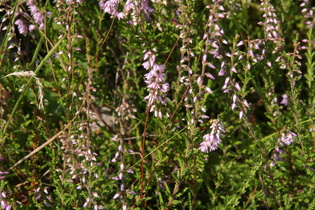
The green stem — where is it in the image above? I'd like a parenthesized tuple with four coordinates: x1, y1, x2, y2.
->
(1, 35, 65, 144)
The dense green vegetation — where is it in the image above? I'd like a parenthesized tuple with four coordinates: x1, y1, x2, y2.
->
(0, 0, 315, 209)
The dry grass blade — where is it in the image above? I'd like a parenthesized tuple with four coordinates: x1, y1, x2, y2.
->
(1, 71, 37, 78)
(9, 130, 64, 170)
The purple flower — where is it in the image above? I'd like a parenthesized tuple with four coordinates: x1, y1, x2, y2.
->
(231, 94, 237, 110)
(199, 119, 224, 153)
(143, 51, 169, 113)
(124, 0, 135, 11)
(14, 19, 28, 36)
(0, 158, 9, 180)
(278, 131, 296, 146)
(66, 0, 84, 4)
(1, 200, 12, 210)
(0, 190, 11, 210)
(99, 0, 125, 19)
(300, 0, 315, 28)
(27, 1, 44, 29)
(199, 134, 221, 152)
(271, 131, 295, 167)
(141, 0, 154, 20)
(280, 94, 289, 106)
(99, 0, 118, 15)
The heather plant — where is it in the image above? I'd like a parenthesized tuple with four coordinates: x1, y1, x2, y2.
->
(1, 0, 315, 209)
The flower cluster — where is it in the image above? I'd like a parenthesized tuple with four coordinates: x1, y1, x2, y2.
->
(259, 0, 285, 66)
(270, 130, 296, 167)
(57, 125, 101, 209)
(140, 0, 154, 20)
(203, 2, 251, 119)
(115, 99, 137, 122)
(280, 93, 289, 106)
(111, 135, 135, 210)
(0, 190, 11, 210)
(27, 0, 45, 30)
(122, 0, 155, 25)
(259, 1, 282, 41)
(0, 157, 11, 210)
(199, 119, 225, 153)
(65, 0, 84, 4)
(278, 130, 297, 146)
(123, 0, 140, 24)
(300, 0, 315, 29)
(205, 0, 226, 61)
(14, 18, 30, 36)
(143, 50, 169, 118)
(13, 0, 49, 36)
(33, 186, 53, 208)
(99, 0, 126, 19)
(0, 159, 8, 181)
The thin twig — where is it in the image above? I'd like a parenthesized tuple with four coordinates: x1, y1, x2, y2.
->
(9, 130, 64, 170)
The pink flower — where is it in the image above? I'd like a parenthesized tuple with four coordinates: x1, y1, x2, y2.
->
(27, 1, 44, 29)
(143, 51, 169, 114)
(199, 119, 224, 153)
(99, 0, 119, 16)
(280, 94, 289, 106)
(99, 0, 126, 19)
(199, 134, 221, 152)
(14, 19, 28, 36)
(278, 131, 296, 146)
(271, 131, 296, 167)
(141, 0, 154, 19)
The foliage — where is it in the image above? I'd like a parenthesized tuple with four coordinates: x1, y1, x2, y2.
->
(0, 0, 315, 209)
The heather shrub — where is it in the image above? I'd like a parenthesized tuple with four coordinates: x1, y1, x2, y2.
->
(0, 0, 315, 209)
